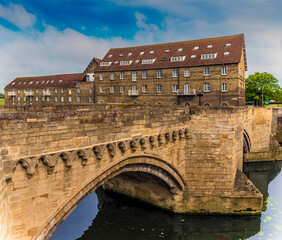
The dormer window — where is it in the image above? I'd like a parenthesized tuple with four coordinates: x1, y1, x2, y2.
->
(36, 81, 39, 84)
(19, 82, 22, 85)
(42, 81, 44, 84)
(224, 51, 230, 56)
(207, 45, 213, 48)
(46, 80, 49, 84)
(109, 54, 113, 58)
(149, 50, 154, 54)
(119, 53, 123, 57)
(160, 57, 166, 61)
(142, 59, 155, 64)
(165, 49, 170, 53)
(201, 53, 217, 59)
(51, 80, 54, 83)
(171, 56, 186, 62)
(128, 52, 132, 56)
(59, 80, 63, 83)
(29, 81, 33, 85)
(12, 82, 15, 85)
(226, 43, 231, 47)
(193, 46, 199, 50)
(178, 48, 183, 52)
(114, 61, 119, 64)
(23, 82, 26, 85)
(140, 51, 144, 55)
(120, 60, 132, 65)
(135, 59, 140, 63)
(191, 55, 196, 58)
(100, 61, 112, 66)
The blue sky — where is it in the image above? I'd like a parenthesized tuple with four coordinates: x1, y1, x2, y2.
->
(0, 0, 282, 92)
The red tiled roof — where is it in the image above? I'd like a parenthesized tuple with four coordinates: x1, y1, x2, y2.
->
(5, 73, 86, 89)
(95, 34, 247, 72)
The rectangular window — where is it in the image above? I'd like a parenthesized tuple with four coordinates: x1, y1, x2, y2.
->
(35, 96, 38, 102)
(120, 60, 132, 65)
(68, 96, 72, 102)
(18, 96, 20, 101)
(100, 61, 112, 66)
(120, 72, 124, 79)
(110, 72, 115, 80)
(132, 72, 137, 81)
(184, 68, 190, 77)
(142, 59, 155, 64)
(61, 88, 64, 93)
(100, 73, 103, 80)
(204, 67, 210, 76)
(42, 96, 45, 102)
(172, 84, 178, 93)
(156, 84, 162, 93)
(222, 83, 227, 92)
(156, 70, 162, 78)
(110, 86, 115, 93)
(55, 96, 58, 102)
(17, 90, 20, 94)
(89, 88, 92, 93)
(184, 84, 190, 94)
(204, 83, 210, 92)
(100, 86, 103, 93)
(46, 96, 50, 102)
(68, 89, 72, 95)
(61, 96, 64, 102)
(120, 86, 125, 93)
(36, 89, 39, 94)
(77, 88, 81, 93)
(142, 85, 147, 93)
(55, 88, 58, 94)
(222, 66, 227, 75)
(171, 56, 186, 62)
(142, 71, 147, 79)
(89, 97, 93, 102)
(172, 69, 178, 77)
(77, 96, 81, 102)
(201, 53, 217, 59)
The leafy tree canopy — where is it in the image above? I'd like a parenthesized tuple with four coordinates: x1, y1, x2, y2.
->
(245, 72, 282, 102)
(0, 93, 4, 99)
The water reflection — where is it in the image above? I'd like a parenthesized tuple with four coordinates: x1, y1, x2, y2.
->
(51, 160, 282, 240)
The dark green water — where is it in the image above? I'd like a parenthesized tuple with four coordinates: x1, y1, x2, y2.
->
(50, 161, 282, 240)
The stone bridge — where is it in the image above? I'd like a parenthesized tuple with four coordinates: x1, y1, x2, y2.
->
(0, 105, 281, 240)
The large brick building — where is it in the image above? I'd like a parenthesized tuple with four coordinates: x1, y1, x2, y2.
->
(5, 34, 247, 106)
(4, 73, 95, 106)
(86, 33, 247, 106)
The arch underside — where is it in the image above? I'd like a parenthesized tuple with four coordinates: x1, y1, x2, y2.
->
(39, 155, 186, 240)
(243, 129, 251, 154)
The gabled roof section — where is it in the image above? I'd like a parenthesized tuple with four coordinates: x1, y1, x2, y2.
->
(95, 34, 246, 72)
(84, 57, 101, 73)
(5, 73, 86, 90)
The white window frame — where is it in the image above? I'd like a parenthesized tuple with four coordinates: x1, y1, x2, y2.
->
(61, 88, 64, 93)
(201, 53, 217, 59)
(221, 66, 227, 75)
(120, 72, 124, 80)
(222, 83, 227, 92)
(172, 69, 178, 77)
(77, 88, 81, 93)
(132, 72, 137, 81)
(100, 73, 103, 80)
(100, 86, 103, 93)
(35, 96, 39, 102)
(110, 86, 115, 93)
(156, 70, 162, 78)
(204, 67, 210, 76)
(54, 88, 58, 94)
(54, 96, 58, 102)
(61, 96, 64, 102)
(142, 71, 147, 79)
(184, 84, 190, 94)
(142, 59, 155, 64)
(120, 85, 125, 93)
(110, 72, 115, 80)
(172, 84, 178, 93)
(170, 56, 186, 62)
(204, 83, 210, 92)
(89, 97, 93, 102)
(120, 60, 132, 65)
(184, 68, 190, 77)
(100, 61, 112, 66)
(68, 96, 72, 102)
(156, 84, 162, 93)
(142, 85, 147, 93)
(77, 96, 81, 102)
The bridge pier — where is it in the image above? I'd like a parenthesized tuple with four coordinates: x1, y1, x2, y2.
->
(0, 105, 279, 239)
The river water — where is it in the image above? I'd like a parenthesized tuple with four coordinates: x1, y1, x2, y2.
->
(50, 161, 282, 240)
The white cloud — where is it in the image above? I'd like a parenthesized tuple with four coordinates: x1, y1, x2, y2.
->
(0, 3, 36, 29)
(0, 26, 129, 91)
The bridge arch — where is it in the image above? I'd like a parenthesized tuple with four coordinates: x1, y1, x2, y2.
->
(36, 155, 186, 240)
(243, 129, 251, 154)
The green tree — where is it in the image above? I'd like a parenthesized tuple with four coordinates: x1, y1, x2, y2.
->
(0, 93, 4, 99)
(245, 72, 282, 103)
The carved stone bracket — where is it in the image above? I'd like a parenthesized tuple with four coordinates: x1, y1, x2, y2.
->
(149, 136, 156, 149)
(40, 153, 60, 174)
(60, 151, 76, 168)
(118, 141, 126, 154)
(129, 140, 137, 152)
(139, 138, 147, 151)
(93, 145, 105, 160)
(77, 149, 92, 166)
(106, 143, 116, 158)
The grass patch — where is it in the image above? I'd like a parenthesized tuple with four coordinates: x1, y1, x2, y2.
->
(0, 99, 5, 105)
